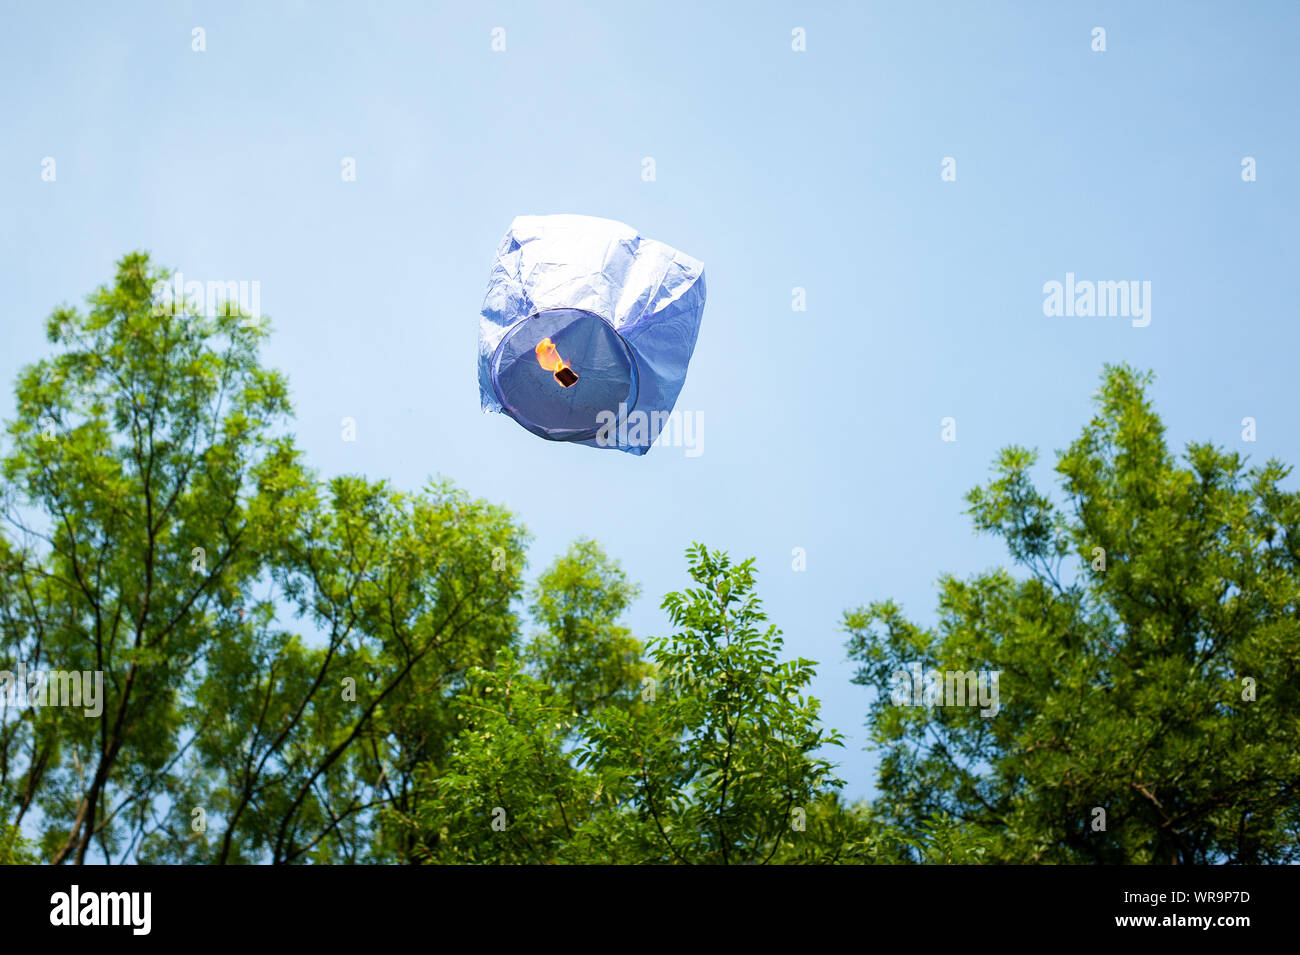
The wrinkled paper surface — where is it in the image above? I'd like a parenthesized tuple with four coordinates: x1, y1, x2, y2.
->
(479, 214, 706, 454)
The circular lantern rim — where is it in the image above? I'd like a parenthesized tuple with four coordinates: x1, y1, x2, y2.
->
(490, 307, 640, 443)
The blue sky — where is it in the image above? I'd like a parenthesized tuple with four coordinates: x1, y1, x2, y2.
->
(2, 1, 1297, 800)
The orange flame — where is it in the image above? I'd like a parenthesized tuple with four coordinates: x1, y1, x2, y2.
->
(535, 337, 578, 387)
(534, 337, 568, 373)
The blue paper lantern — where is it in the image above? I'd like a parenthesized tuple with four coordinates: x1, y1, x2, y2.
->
(478, 214, 706, 455)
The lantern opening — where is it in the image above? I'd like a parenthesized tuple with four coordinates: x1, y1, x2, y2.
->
(490, 307, 639, 443)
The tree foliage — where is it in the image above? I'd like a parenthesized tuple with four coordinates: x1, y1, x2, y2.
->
(408, 544, 871, 864)
(845, 365, 1300, 863)
(0, 254, 526, 863)
(5, 259, 1291, 865)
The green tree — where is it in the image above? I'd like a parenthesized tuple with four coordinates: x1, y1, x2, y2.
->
(411, 651, 599, 864)
(577, 545, 852, 864)
(155, 476, 526, 865)
(0, 252, 308, 864)
(0, 254, 527, 864)
(407, 544, 876, 864)
(405, 540, 638, 863)
(526, 537, 646, 720)
(845, 365, 1300, 863)
(0, 821, 35, 864)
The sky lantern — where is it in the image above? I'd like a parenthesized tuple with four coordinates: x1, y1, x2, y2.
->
(478, 214, 707, 454)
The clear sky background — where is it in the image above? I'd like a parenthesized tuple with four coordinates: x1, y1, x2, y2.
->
(2, 1, 1297, 800)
